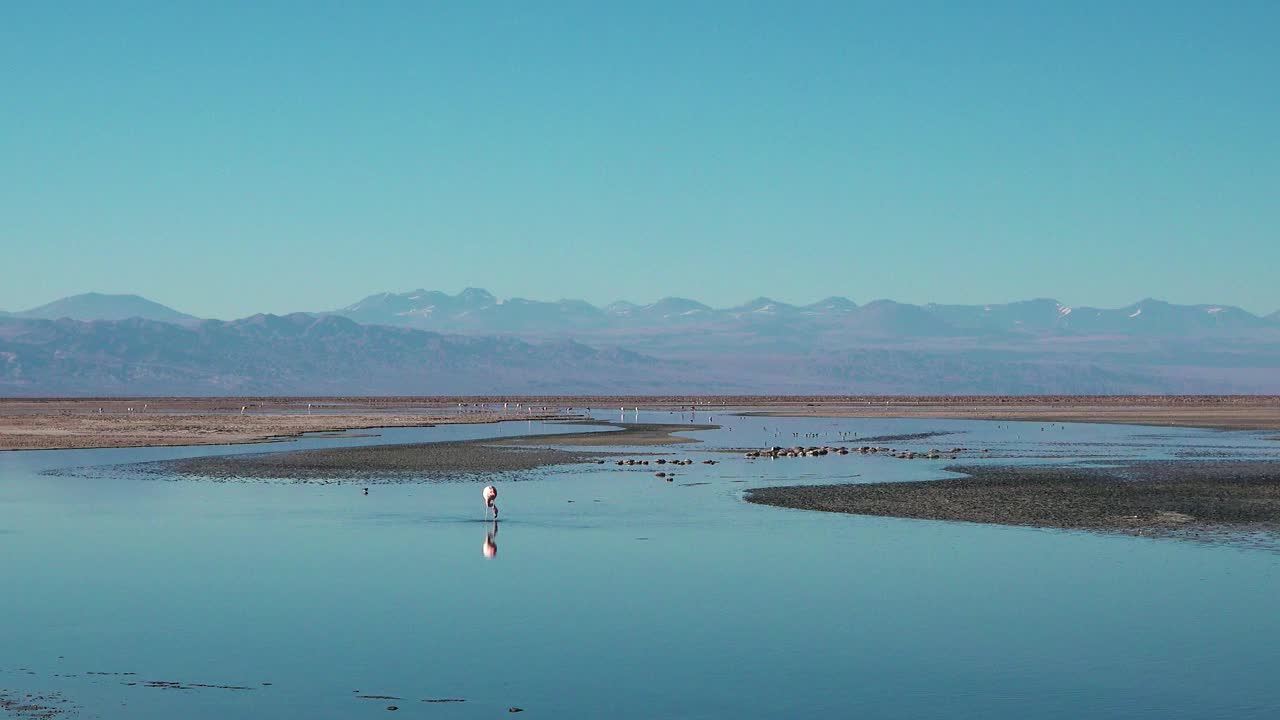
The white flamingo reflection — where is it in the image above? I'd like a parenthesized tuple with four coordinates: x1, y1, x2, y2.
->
(482, 521, 498, 559)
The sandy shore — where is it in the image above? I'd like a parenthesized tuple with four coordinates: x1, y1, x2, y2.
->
(745, 398, 1280, 432)
(0, 398, 572, 451)
(130, 423, 706, 481)
(5, 396, 1279, 451)
(745, 460, 1280, 544)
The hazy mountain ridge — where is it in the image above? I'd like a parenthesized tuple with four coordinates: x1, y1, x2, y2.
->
(329, 289, 1280, 340)
(7, 290, 1278, 339)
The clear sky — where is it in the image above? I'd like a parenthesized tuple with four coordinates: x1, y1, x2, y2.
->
(2, 1, 1277, 319)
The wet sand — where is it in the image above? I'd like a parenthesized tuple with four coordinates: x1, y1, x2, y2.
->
(745, 460, 1280, 543)
(493, 422, 714, 446)
(137, 423, 707, 481)
(148, 442, 599, 482)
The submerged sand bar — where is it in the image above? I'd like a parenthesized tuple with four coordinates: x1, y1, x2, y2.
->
(142, 423, 706, 481)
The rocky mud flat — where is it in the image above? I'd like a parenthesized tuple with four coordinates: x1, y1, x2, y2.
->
(0, 664, 520, 715)
(0, 689, 76, 719)
(746, 460, 1280, 549)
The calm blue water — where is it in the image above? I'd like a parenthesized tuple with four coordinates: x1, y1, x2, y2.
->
(2, 413, 1279, 719)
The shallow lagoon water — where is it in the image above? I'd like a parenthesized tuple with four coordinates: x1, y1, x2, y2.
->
(2, 413, 1279, 718)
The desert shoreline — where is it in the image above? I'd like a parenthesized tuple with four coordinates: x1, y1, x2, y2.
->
(2, 396, 1280, 451)
(0, 398, 577, 451)
(745, 404, 1280, 433)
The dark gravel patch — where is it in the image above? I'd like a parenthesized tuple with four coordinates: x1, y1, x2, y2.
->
(846, 431, 959, 443)
(494, 422, 715, 446)
(745, 460, 1280, 547)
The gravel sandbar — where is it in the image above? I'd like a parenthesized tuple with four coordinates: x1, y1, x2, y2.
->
(745, 460, 1280, 545)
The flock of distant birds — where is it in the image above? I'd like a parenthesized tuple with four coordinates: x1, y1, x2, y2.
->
(744, 444, 971, 461)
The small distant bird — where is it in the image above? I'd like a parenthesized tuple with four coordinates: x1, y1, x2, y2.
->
(362, 488, 369, 495)
(483, 485, 499, 519)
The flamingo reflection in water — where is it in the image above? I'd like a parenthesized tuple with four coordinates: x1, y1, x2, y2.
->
(482, 522, 499, 559)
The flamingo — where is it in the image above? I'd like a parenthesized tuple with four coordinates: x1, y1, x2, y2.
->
(483, 485, 499, 520)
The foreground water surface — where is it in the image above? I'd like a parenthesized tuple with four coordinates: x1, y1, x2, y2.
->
(2, 412, 1279, 719)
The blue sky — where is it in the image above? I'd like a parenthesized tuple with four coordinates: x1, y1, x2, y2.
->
(2, 1, 1277, 319)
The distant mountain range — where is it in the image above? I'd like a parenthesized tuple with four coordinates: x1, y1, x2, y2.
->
(2, 290, 1279, 395)
(331, 288, 1280, 339)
